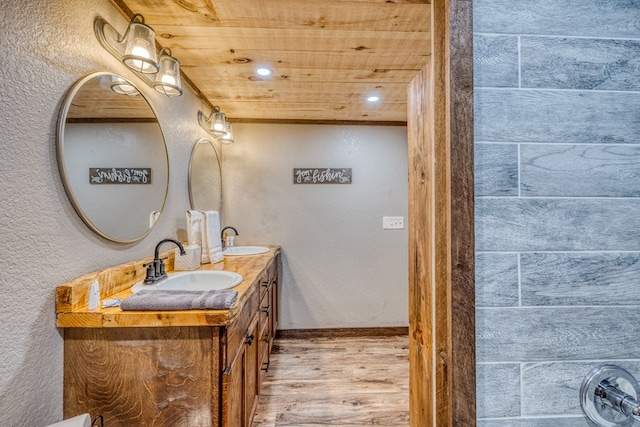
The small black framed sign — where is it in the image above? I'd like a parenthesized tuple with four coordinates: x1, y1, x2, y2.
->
(89, 168, 152, 184)
(293, 168, 352, 184)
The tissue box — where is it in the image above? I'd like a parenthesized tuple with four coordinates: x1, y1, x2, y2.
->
(174, 245, 201, 271)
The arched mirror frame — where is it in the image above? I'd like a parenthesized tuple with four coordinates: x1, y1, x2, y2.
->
(188, 137, 222, 212)
(56, 71, 169, 243)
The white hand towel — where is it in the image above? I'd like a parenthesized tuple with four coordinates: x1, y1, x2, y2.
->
(201, 210, 224, 263)
(186, 210, 206, 262)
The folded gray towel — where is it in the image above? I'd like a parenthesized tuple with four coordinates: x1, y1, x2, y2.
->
(120, 289, 238, 311)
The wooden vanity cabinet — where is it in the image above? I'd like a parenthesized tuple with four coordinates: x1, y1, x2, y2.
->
(60, 250, 280, 427)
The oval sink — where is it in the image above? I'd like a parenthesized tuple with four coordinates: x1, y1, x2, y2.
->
(131, 270, 243, 293)
(223, 246, 270, 256)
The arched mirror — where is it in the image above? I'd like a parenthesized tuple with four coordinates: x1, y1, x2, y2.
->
(57, 72, 169, 243)
(188, 138, 222, 211)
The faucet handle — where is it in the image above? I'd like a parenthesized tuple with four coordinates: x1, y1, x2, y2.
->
(142, 262, 155, 283)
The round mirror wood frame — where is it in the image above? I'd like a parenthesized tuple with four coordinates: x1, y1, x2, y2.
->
(56, 72, 169, 243)
(188, 138, 222, 212)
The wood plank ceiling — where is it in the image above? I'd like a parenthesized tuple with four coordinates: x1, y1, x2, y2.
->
(67, 74, 158, 120)
(111, 0, 432, 124)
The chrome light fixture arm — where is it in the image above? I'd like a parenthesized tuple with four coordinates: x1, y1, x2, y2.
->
(94, 16, 129, 60)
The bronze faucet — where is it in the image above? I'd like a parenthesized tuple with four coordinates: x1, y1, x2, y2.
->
(221, 226, 239, 249)
(143, 238, 185, 284)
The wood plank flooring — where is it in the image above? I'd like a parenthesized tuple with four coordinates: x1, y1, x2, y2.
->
(252, 335, 409, 426)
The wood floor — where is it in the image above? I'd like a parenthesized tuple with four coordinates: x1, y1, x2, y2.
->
(252, 335, 410, 426)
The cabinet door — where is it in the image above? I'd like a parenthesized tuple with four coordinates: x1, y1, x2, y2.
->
(222, 345, 244, 427)
(223, 315, 259, 427)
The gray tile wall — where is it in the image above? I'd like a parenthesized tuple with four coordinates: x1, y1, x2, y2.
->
(474, 1, 640, 425)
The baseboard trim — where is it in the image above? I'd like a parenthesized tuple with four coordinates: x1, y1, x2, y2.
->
(276, 327, 409, 339)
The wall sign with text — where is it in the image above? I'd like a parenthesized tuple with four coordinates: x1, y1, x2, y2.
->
(89, 168, 152, 184)
(293, 168, 352, 184)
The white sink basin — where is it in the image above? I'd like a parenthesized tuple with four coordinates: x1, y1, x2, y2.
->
(223, 246, 270, 256)
(131, 270, 243, 293)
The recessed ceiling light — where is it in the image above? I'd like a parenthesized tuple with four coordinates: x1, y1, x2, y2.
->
(255, 67, 273, 77)
(367, 95, 380, 103)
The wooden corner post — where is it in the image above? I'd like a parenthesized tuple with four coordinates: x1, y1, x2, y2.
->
(407, 0, 475, 426)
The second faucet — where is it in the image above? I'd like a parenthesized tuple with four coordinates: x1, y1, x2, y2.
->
(221, 226, 239, 250)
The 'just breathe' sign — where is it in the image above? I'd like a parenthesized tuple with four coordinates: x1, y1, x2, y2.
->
(293, 168, 352, 184)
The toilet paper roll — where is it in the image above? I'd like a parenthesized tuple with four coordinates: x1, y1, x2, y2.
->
(45, 413, 91, 427)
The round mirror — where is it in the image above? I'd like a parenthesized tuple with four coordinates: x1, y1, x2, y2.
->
(57, 72, 169, 243)
(188, 138, 222, 211)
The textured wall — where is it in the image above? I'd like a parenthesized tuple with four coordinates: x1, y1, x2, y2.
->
(222, 124, 409, 329)
(474, 0, 640, 425)
(0, 0, 212, 425)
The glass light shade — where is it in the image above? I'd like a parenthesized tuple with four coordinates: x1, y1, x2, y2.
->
(122, 18, 158, 74)
(220, 122, 234, 144)
(210, 111, 226, 136)
(153, 49, 182, 97)
(110, 75, 140, 96)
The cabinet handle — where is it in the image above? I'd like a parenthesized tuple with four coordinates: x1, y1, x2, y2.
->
(263, 332, 271, 343)
(261, 360, 270, 372)
(245, 334, 255, 345)
(261, 281, 269, 288)
(261, 305, 270, 314)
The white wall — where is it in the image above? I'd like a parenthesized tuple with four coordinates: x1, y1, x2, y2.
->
(223, 124, 408, 329)
(0, 1, 213, 425)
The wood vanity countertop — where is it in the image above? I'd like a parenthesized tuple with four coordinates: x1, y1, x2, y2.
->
(56, 246, 280, 329)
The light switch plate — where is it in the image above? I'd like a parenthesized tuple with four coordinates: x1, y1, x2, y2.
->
(383, 216, 404, 230)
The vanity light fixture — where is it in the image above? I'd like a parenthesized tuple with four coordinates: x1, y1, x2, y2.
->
(220, 122, 234, 144)
(197, 106, 227, 137)
(153, 48, 182, 97)
(210, 108, 227, 136)
(94, 14, 183, 97)
(110, 75, 140, 96)
(121, 14, 158, 74)
(197, 107, 234, 143)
